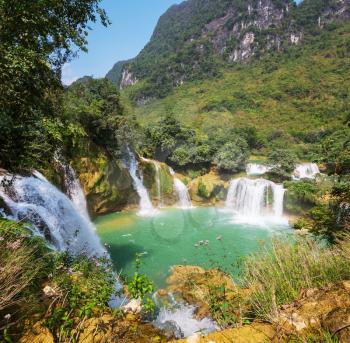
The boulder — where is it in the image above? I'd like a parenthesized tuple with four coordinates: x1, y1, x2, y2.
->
(76, 313, 170, 343)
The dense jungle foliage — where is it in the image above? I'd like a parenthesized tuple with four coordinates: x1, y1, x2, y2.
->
(0, 0, 112, 171)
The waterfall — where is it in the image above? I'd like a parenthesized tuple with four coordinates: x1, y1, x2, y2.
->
(225, 177, 286, 224)
(154, 163, 162, 207)
(54, 154, 90, 220)
(141, 157, 163, 208)
(246, 163, 272, 176)
(0, 173, 105, 256)
(169, 167, 193, 209)
(125, 148, 157, 216)
(293, 163, 320, 180)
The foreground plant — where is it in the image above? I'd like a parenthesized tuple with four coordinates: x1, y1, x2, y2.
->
(45, 253, 116, 341)
(0, 219, 117, 342)
(241, 236, 350, 322)
(127, 254, 155, 316)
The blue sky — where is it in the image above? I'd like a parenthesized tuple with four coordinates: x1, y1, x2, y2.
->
(62, 0, 183, 84)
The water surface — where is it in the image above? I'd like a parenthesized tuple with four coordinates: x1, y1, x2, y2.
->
(95, 207, 290, 288)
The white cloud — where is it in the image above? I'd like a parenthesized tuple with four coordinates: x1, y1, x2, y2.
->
(61, 63, 79, 86)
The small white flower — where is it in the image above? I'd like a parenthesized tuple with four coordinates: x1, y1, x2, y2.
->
(4, 314, 11, 321)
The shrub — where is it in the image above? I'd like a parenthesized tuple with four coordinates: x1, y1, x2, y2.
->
(127, 254, 155, 315)
(207, 283, 243, 328)
(214, 138, 249, 172)
(241, 237, 350, 322)
(46, 253, 115, 340)
(284, 180, 319, 214)
(321, 129, 350, 175)
(267, 149, 298, 181)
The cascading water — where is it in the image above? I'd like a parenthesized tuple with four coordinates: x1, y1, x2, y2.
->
(154, 294, 216, 338)
(293, 163, 320, 180)
(125, 148, 157, 216)
(246, 163, 272, 176)
(173, 179, 193, 209)
(0, 173, 105, 256)
(154, 162, 162, 207)
(141, 157, 163, 208)
(54, 154, 90, 220)
(225, 177, 286, 225)
(169, 167, 193, 209)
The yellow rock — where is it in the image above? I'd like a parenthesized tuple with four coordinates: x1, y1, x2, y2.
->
(20, 322, 54, 343)
(166, 265, 239, 319)
(188, 170, 229, 204)
(171, 323, 276, 343)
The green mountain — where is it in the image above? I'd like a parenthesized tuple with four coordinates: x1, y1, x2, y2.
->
(107, 0, 350, 102)
(105, 59, 133, 86)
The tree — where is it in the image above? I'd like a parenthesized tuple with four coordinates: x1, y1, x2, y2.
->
(321, 129, 350, 175)
(214, 137, 249, 172)
(268, 148, 297, 179)
(0, 0, 109, 170)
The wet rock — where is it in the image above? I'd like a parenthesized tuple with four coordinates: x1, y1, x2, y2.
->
(73, 152, 137, 216)
(122, 298, 142, 314)
(166, 265, 238, 319)
(156, 320, 183, 339)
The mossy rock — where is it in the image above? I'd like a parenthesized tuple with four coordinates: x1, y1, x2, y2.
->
(73, 148, 137, 216)
(140, 159, 176, 205)
(189, 171, 229, 203)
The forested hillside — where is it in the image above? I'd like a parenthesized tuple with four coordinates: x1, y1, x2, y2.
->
(107, 0, 350, 101)
(120, 21, 350, 173)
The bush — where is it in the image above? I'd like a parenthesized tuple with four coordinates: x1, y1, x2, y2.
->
(0, 219, 52, 336)
(284, 180, 319, 214)
(241, 237, 350, 322)
(214, 138, 249, 172)
(321, 129, 350, 175)
(127, 254, 155, 315)
(46, 253, 115, 340)
(267, 149, 298, 181)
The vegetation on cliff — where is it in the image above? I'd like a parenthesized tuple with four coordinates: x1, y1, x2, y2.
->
(0, 0, 109, 171)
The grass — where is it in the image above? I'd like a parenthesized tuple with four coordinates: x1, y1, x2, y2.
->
(0, 220, 50, 335)
(241, 236, 350, 322)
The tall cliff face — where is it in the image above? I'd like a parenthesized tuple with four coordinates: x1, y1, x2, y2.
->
(107, 0, 350, 101)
